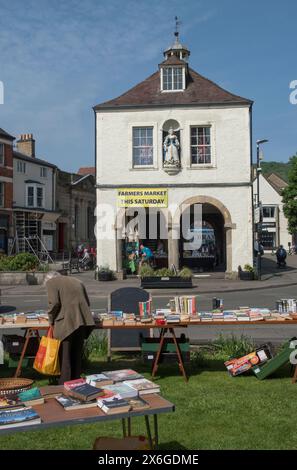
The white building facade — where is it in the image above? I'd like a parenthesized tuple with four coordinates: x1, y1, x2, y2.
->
(253, 173, 291, 251)
(94, 35, 254, 278)
(13, 134, 59, 253)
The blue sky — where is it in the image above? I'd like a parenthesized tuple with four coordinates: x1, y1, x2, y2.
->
(0, 0, 296, 171)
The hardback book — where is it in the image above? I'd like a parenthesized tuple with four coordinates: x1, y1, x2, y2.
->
(127, 396, 150, 412)
(85, 374, 114, 388)
(102, 369, 143, 383)
(40, 385, 65, 399)
(0, 406, 41, 429)
(123, 378, 160, 395)
(64, 378, 86, 391)
(55, 394, 97, 411)
(66, 383, 104, 402)
(104, 383, 138, 399)
(97, 394, 130, 415)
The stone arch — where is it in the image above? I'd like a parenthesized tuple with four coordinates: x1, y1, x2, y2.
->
(172, 195, 233, 274)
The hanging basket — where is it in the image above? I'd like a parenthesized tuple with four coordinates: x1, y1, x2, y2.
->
(0, 378, 34, 396)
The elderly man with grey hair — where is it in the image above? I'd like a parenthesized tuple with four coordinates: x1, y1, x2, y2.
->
(44, 272, 95, 384)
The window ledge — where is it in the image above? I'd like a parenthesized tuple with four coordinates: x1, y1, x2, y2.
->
(129, 166, 159, 171)
(187, 165, 216, 170)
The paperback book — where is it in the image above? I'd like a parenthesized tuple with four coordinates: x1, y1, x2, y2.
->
(104, 383, 138, 399)
(97, 394, 130, 415)
(85, 374, 113, 388)
(55, 394, 97, 411)
(102, 369, 143, 382)
(66, 383, 104, 402)
(123, 378, 160, 395)
(0, 406, 41, 429)
(64, 378, 86, 391)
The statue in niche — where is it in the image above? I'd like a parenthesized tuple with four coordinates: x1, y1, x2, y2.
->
(163, 127, 180, 167)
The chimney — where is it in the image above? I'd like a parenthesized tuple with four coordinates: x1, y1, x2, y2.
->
(16, 133, 35, 158)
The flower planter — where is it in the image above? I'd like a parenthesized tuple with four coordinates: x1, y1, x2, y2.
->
(141, 276, 192, 289)
(97, 272, 114, 281)
(239, 271, 254, 281)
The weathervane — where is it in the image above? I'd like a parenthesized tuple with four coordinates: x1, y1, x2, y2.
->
(174, 16, 181, 39)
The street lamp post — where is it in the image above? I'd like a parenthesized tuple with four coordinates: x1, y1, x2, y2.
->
(255, 139, 269, 280)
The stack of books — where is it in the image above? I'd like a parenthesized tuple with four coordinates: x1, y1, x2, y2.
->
(200, 312, 213, 322)
(123, 378, 160, 396)
(85, 373, 113, 388)
(56, 379, 105, 411)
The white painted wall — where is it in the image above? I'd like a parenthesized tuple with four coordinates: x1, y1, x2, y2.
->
(96, 105, 251, 185)
(253, 174, 291, 249)
(13, 158, 55, 211)
(96, 104, 253, 274)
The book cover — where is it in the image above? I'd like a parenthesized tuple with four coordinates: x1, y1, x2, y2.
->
(128, 397, 150, 411)
(123, 378, 160, 395)
(66, 383, 104, 401)
(104, 383, 138, 399)
(102, 369, 143, 382)
(85, 374, 113, 387)
(0, 406, 41, 429)
(64, 378, 86, 391)
(97, 394, 130, 414)
(55, 394, 97, 411)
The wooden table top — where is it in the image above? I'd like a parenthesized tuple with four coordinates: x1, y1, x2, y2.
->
(1, 319, 297, 330)
(0, 391, 175, 435)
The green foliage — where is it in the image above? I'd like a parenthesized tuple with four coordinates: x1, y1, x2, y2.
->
(0, 253, 39, 272)
(260, 161, 291, 182)
(139, 264, 155, 277)
(140, 265, 192, 278)
(212, 334, 255, 360)
(82, 331, 108, 368)
(243, 264, 254, 273)
(282, 155, 297, 234)
(178, 267, 193, 278)
(154, 267, 175, 277)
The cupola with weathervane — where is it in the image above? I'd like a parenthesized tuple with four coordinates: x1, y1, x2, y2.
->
(160, 17, 190, 92)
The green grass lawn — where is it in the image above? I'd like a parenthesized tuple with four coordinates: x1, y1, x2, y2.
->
(0, 352, 297, 450)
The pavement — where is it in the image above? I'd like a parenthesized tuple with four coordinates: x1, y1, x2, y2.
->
(1, 254, 296, 298)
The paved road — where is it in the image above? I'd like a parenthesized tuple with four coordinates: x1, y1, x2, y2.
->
(1, 283, 297, 345)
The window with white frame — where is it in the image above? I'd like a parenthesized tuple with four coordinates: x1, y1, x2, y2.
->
(190, 127, 211, 165)
(26, 184, 44, 208)
(37, 187, 44, 207)
(132, 127, 153, 166)
(263, 206, 276, 218)
(162, 67, 183, 91)
(0, 182, 4, 207)
(0, 143, 4, 166)
(17, 161, 26, 173)
(40, 167, 47, 178)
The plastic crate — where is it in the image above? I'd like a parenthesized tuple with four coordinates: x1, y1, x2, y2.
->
(8, 354, 30, 368)
(2, 335, 39, 356)
(252, 337, 297, 380)
(141, 334, 190, 363)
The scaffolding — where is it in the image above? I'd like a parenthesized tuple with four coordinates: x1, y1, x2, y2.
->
(10, 212, 54, 264)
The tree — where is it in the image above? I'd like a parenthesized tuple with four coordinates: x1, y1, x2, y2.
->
(282, 154, 297, 234)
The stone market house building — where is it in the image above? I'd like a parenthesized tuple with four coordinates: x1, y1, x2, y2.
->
(55, 170, 96, 252)
(13, 134, 60, 253)
(0, 128, 14, 253)
(94, 34, 254, 278)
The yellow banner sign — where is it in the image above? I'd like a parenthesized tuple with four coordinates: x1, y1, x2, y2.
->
(117, 188, 168, 207)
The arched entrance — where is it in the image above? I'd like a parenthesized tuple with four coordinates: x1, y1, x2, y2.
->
(115, 207, 169, 273)
(173, 196, 233, 273)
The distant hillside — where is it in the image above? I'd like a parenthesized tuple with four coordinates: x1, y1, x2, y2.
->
(260, 161, 291, 182)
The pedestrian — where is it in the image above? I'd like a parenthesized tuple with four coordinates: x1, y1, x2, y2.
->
(44, 272, 95, 384)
